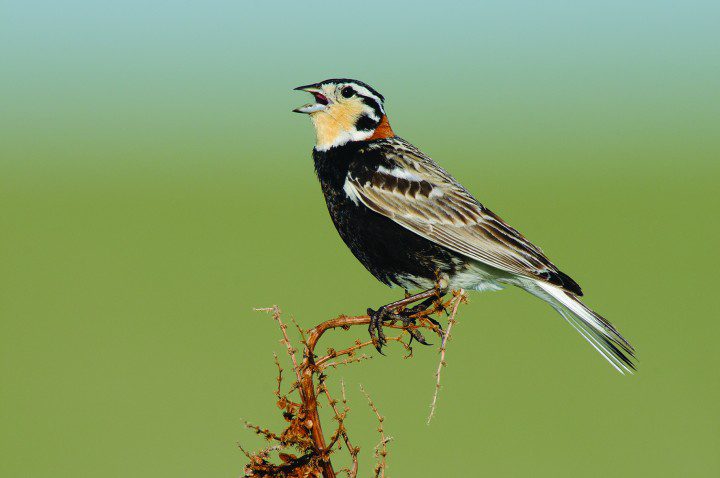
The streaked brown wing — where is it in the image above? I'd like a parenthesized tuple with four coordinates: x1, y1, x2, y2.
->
(347, 139, 580, 293)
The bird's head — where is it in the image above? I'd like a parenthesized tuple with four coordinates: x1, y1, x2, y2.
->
(293, 78, 394, 151)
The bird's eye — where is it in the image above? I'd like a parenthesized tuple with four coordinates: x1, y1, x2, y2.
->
(341, 86, 354, 98)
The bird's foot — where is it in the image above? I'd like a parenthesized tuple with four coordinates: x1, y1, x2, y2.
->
(367, 306, 392, 354)
(398, 312, 432, 347)
(402, 294, 447, 337)
(367, 282, 449, 353)
(405, 296, 446, 327)
(367, 306, 431, 354)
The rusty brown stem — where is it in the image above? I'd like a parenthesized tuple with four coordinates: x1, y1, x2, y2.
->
(247, 291, 465, 478)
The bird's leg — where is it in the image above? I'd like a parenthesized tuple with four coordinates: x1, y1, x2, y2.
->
(367, 284, 447, 353)
(368, 305, 430, 353)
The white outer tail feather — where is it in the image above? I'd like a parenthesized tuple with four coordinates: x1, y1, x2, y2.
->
(528, 281, 636, 374)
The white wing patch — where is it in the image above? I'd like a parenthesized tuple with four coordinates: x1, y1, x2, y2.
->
(343, 177, 361, 205)
(376, 166, 423, 182)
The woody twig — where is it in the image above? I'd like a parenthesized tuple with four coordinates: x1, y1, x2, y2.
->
(244, 291, 467, 477)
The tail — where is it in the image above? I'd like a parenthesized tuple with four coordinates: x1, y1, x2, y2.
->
(526, 280, 636, 374)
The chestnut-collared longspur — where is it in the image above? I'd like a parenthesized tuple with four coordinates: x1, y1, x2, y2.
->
(293, 78, 635, 373)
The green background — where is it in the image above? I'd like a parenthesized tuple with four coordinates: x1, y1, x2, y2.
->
(2, 1, 719, 476)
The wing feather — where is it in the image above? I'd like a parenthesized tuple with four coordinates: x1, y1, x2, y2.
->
(348, 138, 582, 295)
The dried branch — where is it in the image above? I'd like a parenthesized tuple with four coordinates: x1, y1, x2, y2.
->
(316, 339, 374, 368)
(289, 314, 308, 345)
(427, 289, 466, 424)
(321, 353, 371, 370)
(244, 291, 466, 478)
(273, 352, 283, 398)
(244, 420, 283, 442)
(320, 378, 359, 477)
(255, 306, 303, 387)
(360, 384, 392, 478)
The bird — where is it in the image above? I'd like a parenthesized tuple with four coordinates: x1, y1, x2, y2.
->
(293, 78, 635, 373)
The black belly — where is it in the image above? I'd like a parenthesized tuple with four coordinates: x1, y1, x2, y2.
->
(322, 187, 458, 288)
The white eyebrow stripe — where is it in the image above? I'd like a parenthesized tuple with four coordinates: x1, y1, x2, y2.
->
(353, 85, 385, 114)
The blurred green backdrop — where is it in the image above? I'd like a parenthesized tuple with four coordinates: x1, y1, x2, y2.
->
(2, 1, 719, 476)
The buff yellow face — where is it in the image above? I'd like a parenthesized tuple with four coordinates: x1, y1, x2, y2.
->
(293, 79, 392, 151)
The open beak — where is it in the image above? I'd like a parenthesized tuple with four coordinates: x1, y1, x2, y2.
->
(293, 83, 330, 114)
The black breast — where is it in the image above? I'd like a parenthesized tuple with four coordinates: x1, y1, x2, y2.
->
(312, 141, 458, 288)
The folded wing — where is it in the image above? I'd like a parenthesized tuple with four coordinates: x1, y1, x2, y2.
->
(346, 140, 583, 295)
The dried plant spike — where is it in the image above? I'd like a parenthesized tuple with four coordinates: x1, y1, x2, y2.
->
(427, 289, 465, 424)
(255, 305, 303, 387)
(359, 384, 391, 478)
(321, 380, 357, 473)
(272, 352, 284, 398)
(316, 340, 375, 368)
(321, 353, 371, 370)
(244, 420, 282, 442)
(289, 313, 308, 345)
(238, 444, 252, 459)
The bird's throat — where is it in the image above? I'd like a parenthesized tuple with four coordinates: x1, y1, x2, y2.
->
(312, 112, 395, 151)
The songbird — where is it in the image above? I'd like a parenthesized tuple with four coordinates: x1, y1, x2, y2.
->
(293, 78, 635, 373)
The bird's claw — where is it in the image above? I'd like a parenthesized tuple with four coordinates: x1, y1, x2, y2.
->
(397, 313, 430, 346)
(368, 307, 389, 354)
(404, 296, 445, 334)
(368, 306, 433, 353)
(424, 314, 444, 333)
